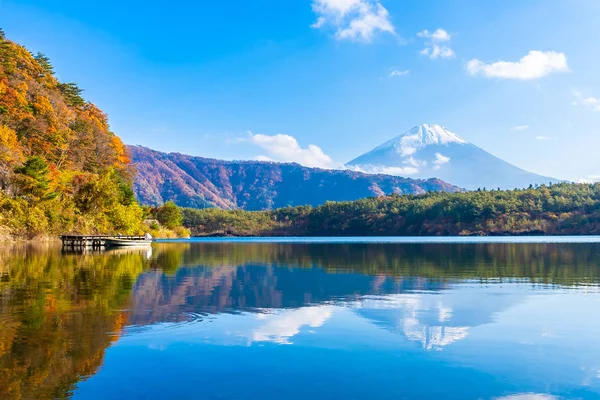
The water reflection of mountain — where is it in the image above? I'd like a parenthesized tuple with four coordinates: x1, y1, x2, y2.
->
(131, 262, 520, 350)
(130, 265, 447, 325)
(2, 241, 600, 398)
(130, 241, 600, 327)
(353, 290, 518, 350)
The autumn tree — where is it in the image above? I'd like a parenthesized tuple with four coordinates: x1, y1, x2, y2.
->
(0, 32, 159, 237)
(156, 201, 183, 229)
(0, 125, 22, 188)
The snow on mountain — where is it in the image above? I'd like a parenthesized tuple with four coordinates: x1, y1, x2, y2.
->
(347, 124, 561, 190)
(372, 124, 468, 156)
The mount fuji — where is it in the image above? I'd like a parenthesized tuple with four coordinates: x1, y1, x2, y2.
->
(347, 124, 561, 190)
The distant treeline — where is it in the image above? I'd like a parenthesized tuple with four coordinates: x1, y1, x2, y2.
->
(181, 183, 600, 236)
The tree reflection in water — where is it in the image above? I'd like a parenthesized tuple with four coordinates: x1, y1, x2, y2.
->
(1, 241, 600, 398)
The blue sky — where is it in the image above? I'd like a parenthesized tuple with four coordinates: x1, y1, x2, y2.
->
(2, 0, 600, 181)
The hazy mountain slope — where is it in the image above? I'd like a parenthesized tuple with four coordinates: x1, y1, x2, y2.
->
(129, 145, 460, 210)
(347, 124, 561, 190)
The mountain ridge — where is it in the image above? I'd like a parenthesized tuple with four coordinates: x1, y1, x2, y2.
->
(129, 145, 460, 210)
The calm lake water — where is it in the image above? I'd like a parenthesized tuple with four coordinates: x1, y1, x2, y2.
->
(2, 238, 600, 399)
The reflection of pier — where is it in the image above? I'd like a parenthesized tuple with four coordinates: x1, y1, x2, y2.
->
(60, 235, 148, 250)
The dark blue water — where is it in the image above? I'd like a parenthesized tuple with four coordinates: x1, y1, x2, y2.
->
(2, 239, 600, 399)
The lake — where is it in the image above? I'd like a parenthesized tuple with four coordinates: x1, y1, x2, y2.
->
(2, 238, 600, 399)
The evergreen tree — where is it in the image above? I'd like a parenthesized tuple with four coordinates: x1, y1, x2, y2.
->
(14, 156, 54, 201)
(34, 52, 54, 75)
(57, 82, 85, 106)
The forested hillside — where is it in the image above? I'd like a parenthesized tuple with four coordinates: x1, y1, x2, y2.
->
(130, 145, 460, 210)
(0, 30, 155, 238)
(182, 183, 600, 236)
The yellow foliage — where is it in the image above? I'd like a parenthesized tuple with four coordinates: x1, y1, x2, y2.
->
(148, 226, 179, 239)
(12, 87, 28, 108)
(0, 125, 23, 163)
(172, 225, 191, 238)
(0, 34, 153, 239)
(108, 203, 144, 235)
(15, 81, 27, 93)
(32, 95, 54, 116)
(0, 246, 150, 398)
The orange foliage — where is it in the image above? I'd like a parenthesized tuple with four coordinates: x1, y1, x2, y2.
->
(110, 135, 130, 167)
(0, 33, 145, 237)
(0, 34, 133, 186)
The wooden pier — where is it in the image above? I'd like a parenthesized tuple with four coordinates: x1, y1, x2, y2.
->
(60, 235, 147, 250)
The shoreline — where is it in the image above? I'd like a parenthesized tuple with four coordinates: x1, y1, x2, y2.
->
(3, 232, 598, 244)
(187, 231, 598, 238)
(155, 234, 600, 244)
(0, 234, 60, 244)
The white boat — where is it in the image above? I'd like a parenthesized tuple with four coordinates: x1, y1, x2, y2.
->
(105, 238, 152, 247)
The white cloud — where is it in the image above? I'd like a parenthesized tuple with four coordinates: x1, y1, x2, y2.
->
(252, 306, 334, 345)
(313, 0, 363, 16)
(510, 125, 529, 131)
(535, 136, 552, 141)
(311, 0, 396, 42)
(417, 28, 451, 42)
(420, 44, 455, 59)
(467, 50, 569, 80)
(403, 320, 469, 350)
(433, 153, 450, 165)
(404, 156, 427, 168)
(245, 132, 336, 169)
(573, 91, 600, 112)
(255, 155, 275, 162)
(311, 16, 326, 29)
(577, 175, 600, 184)
(376, 166, 419, 175)
(438, 303, 452, 323)
(418, 28, 455, 60)
(350, 164, 419, 176)
(348, 294, 470, 350)
(432, 153, 450, 171)
(399, 145, 417, 156)
(388, 69, 409, 78)
(494, 395, 557, 400)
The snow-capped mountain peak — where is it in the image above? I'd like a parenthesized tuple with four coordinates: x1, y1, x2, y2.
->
(373, 124, 468, 156)
(347, 124, 560, 190)
(414, 124, 469, 145)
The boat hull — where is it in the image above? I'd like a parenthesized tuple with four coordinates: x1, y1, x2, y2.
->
(105, 238, 152, 247)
